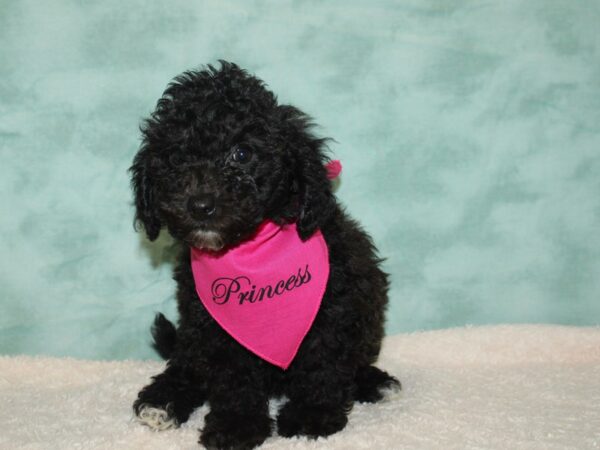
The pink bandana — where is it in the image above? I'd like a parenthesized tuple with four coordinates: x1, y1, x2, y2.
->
(191, 221, 329, 369)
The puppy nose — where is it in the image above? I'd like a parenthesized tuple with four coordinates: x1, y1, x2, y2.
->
(187, 194, 216, 218)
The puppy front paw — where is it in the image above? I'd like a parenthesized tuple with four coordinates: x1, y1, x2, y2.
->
(276, 402, 348, 439)
(200, 411, 272, 450)
(133, 377, 205, 427)
(135, 402, 178, 431)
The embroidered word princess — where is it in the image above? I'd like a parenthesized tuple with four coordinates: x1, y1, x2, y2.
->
(211, 265, 312, 306)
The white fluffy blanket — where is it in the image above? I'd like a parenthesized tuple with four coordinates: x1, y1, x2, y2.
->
(1, 325, 599, 449)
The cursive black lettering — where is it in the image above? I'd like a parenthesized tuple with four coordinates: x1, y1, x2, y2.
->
(285, 274, 297, 291)
(256, 285, 273, 302)
(238, 291, 251, 305)
(211, 276, 250, 305)
(300, 264, 311, 284)
(239, 285, 258, 305)
(211, 265, 314, 306)
(274, 280, 285, 295)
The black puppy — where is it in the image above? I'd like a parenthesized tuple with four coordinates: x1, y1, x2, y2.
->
(130, 61, 399, 449)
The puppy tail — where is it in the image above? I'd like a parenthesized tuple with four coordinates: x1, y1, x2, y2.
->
(354, 365, 401, 403)
(151, 313, 177, 360)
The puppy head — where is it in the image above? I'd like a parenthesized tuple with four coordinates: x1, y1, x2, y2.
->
(130, 61, 335, 250)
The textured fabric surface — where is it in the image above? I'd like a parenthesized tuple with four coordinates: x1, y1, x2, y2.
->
(1, 1, 600, 360)
(1, 325, 599, 449)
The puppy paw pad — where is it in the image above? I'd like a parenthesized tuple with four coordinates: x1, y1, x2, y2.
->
(379, 378, 402, 401)
(136, 404, 178, 431)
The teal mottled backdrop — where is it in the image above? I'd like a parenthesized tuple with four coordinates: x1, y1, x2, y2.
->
(1, 0, 599, 360)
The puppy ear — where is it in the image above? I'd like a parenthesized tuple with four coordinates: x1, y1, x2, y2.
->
(278, 106, 336, 240)
(296, 147, 335, 240)
(130, 147, 162, 241)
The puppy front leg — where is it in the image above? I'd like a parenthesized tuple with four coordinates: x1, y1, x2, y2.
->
(277, 364, 354, 439)
(134, 364, 206, 429)
(200, 371, 272, 450)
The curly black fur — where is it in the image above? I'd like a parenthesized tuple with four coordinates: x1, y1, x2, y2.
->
(130, 61, 399, 449)
(151, 312, 177, 360)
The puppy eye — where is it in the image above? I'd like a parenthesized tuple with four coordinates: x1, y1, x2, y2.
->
(231, 145, 252, 164)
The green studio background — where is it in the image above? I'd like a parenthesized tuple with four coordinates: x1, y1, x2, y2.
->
(1, 0, 599, 360)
